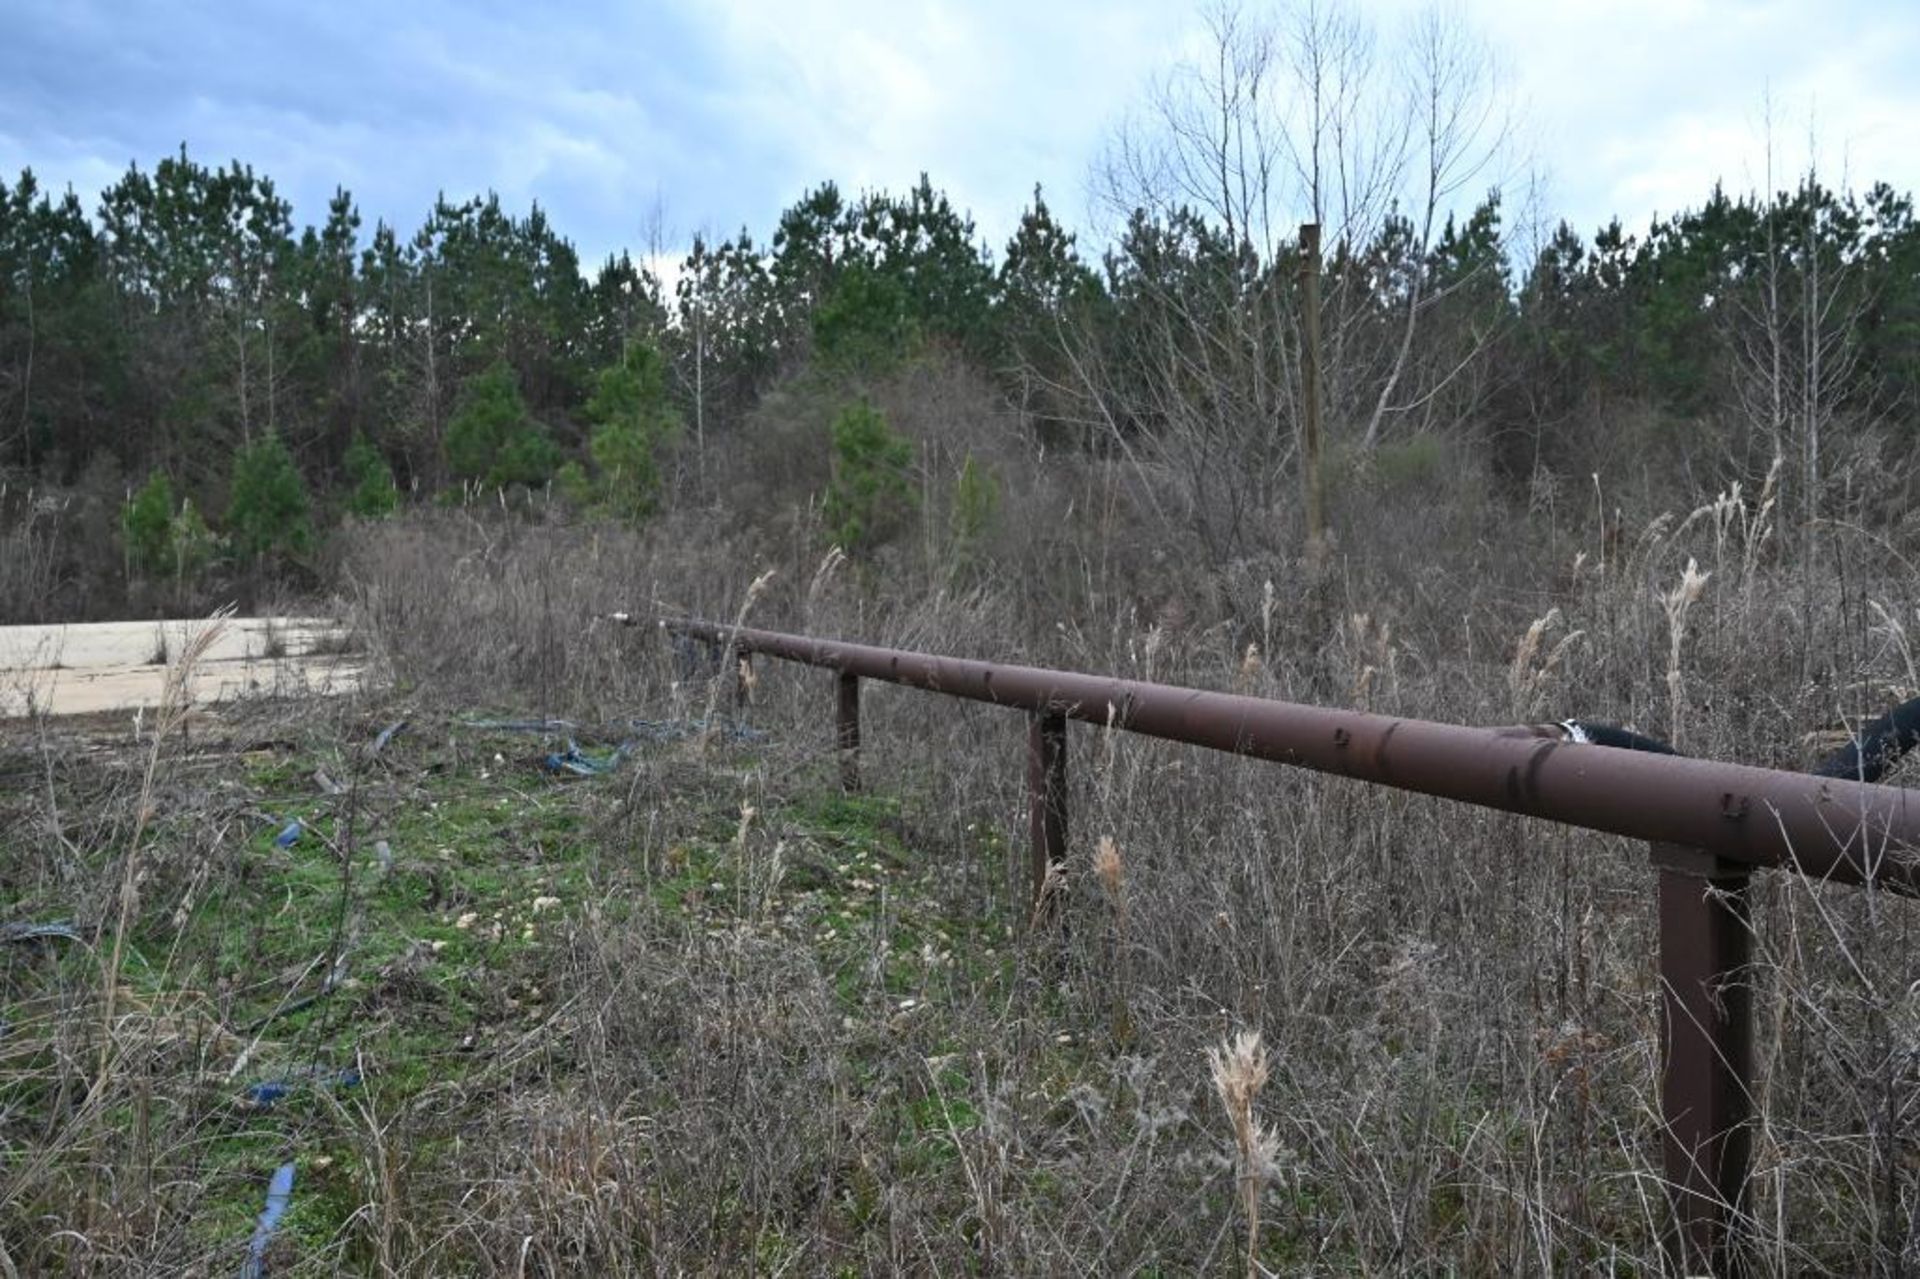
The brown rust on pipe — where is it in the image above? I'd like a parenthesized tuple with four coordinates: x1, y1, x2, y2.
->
(666, 619, 1920, 893)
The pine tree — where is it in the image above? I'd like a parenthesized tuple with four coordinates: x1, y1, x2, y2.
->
(123, 471, 176, 577)
(227, 431, 314, 562)
(343, 431, 398, 518)
(949, 453, 1000, 580)
(489, 424, 560, 488)
(584, 342, 676, 521)
(169, 497, 217, 581)
(813, 264, 917, 372)
(823, 400, 916, 552)
(444, 360, 558, 488)
(997, 185, 1104, 429)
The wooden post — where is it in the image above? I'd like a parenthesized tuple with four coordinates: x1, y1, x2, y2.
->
(836, 671, 860, 793)
(1298, 222, 1328, 557)
(1027, 710, 1067, 921)
(1651, 842, 1754, 1276)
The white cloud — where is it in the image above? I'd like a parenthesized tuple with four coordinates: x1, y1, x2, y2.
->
(1467, 0, 1920, 234)
(3, 0, 1916, 270)
(679, 0, 1191, 246)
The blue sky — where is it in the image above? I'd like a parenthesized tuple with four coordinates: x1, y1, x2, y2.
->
(3, 0, 1917, 273)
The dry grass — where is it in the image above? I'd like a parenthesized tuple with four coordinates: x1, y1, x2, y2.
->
(1208, 1028, 1279, 1278)
(4, 429, 1919, 1274)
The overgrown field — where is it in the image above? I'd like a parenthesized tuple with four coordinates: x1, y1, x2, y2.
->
(4, 464, 1919, 1274)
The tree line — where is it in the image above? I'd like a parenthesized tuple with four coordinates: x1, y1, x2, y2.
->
(2, 134, 1917, 575)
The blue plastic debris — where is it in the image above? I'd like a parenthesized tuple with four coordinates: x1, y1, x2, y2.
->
(543, 739, 631, 777)
(244, 1081, 291, 1109)
(0, 920, 83, 945)
(466, 713, 768, 775)
(370, 719, 408, 756)
(242, 1066, 363, 1111)
(273, 820, 302, 849)
(241, 1161, 296, 1279)
(464, 717, 579, 733)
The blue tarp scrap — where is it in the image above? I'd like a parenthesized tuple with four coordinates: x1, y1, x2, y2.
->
(273, 819, 302, 849)
(241, 1066, 362, 1111)
(539, 720, 768, 775)
(0, 920, 83, 945)
(466, 714, 769, 777)
(233, 1066, 361, 1270)
(462, 717, 579, 733)
(241, 1160, 296, 1279)
(243, 1082, 292, 1109)
(543, 739, 631, 776)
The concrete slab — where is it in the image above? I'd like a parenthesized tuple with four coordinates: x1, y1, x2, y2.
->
(0, 617, 363, 717)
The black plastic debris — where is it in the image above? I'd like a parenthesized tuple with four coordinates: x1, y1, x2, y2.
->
(1812, 697, 1920, 783)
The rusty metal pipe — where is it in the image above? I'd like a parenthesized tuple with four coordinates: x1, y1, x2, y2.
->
(666, 619, 1920, 892)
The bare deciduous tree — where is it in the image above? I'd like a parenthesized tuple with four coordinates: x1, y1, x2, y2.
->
(1725, 108, 1874, 556)
(1059, 0, 1511, 559)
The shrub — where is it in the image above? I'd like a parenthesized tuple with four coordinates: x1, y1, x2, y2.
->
(823, 400, 916, 553)
(1373, 432, 1447, 491)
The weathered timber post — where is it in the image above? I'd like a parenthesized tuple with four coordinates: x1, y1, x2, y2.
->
(696, 636, 723, 684)
(735, 652, 754, 709)
(1652, 841, 1754, 1277)
(1027, 709, 1068, 920)
(836, 670, 861, 793)
(1298, 222, 1328, 557)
